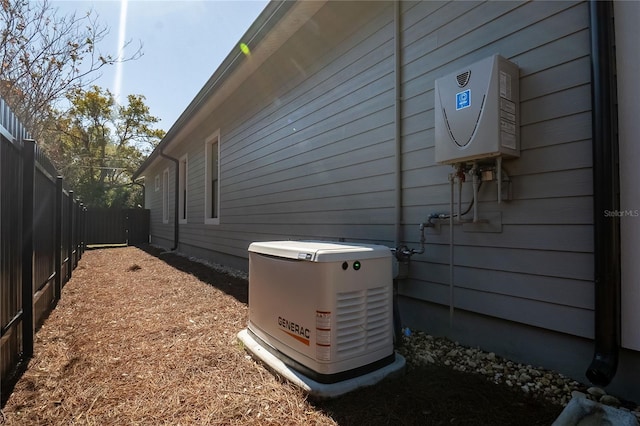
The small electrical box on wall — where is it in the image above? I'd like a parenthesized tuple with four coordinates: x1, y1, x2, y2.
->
(435, 54, 520, 165)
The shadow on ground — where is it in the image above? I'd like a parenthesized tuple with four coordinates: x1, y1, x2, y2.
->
(138, 244, 248, 304)
(312, 363, 563, 426)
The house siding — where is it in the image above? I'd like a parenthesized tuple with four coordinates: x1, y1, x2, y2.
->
(146, 167, 173, 246)
(617, 0, 640, 352)
(140, 1, 640, 400)
(399, 0, 594, 336)
(149, 1, 398, 264)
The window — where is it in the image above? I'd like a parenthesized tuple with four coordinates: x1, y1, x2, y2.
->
(178, 154, 188, 224)
(204, 130, 220, 225)
(162, 168, 169, 224)
(155, 175, 160, 191)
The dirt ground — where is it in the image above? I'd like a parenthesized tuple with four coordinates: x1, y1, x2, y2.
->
(1, 246, 562, 425)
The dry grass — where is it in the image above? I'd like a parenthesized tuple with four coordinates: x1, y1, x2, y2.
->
(1, 246, 562, 426)
(2, 246, 333, 425)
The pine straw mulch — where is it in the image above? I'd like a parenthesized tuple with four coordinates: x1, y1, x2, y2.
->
(1, 245, 562, 426)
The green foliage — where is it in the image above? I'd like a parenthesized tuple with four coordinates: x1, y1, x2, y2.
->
(45, 86, 164, 208)
(0, 0, 141, 139)
(1, 0, 157, 208)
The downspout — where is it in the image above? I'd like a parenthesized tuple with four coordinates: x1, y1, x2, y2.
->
(393, 3, 402, 247)
(131, 179, 145, 208)
(585, 0, 621, 387)
(392, 0, 403, 345)
(160, 149, 180, 251)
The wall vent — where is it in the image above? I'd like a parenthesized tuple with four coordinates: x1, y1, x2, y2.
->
(456, 70, 471, 87)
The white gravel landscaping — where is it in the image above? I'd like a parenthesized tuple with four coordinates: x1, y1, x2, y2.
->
(396, 329, 640, 421)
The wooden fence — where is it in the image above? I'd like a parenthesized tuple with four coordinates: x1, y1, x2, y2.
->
(1, 99, 85, 400)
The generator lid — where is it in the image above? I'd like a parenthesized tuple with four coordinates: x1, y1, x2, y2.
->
(248, 240, 391, 262)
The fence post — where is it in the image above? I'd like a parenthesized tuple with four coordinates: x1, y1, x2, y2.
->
(21, 139, 35, 358)
(78, 203, 84, 260)
(67, 190, 74, 281)
(73, 201, 77, 268)
(82, 206, 87, 254)
(54, 176, 63, 302)
(74, 201, 80, 266)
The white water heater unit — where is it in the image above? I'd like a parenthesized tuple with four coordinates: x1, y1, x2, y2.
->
(435, 54, 520, 165)
(245, 240, 395, 384)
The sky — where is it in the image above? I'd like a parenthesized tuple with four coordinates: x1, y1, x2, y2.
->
(50, 0, 269, 132)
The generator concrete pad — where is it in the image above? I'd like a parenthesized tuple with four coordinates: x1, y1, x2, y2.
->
(237, 328, 406, 399)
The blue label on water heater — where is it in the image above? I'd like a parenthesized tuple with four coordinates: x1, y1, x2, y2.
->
(456, 89, 471, 110)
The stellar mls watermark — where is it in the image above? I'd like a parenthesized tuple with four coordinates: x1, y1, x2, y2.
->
(604, 209, 639, 217)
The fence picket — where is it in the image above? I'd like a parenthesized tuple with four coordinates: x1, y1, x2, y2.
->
(21, 140, 35, 360)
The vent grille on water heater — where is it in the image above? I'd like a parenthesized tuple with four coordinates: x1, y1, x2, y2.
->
(456, 70, 471, 87)
(335, 286, 390, 358)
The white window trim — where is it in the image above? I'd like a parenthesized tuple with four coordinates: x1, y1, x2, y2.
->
(155, 175, 160, 191)
(204, 129, 220, 225)
(178, 153, 188, 224)
(162, 168, 170, 224)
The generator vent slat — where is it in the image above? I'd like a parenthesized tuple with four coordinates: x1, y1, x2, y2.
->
(335, 286, 391, 358)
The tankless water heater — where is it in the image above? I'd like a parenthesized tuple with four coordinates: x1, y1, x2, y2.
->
(435, 54, 520, 165)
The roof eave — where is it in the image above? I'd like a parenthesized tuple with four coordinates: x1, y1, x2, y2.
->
(133, 0, 325, 180)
